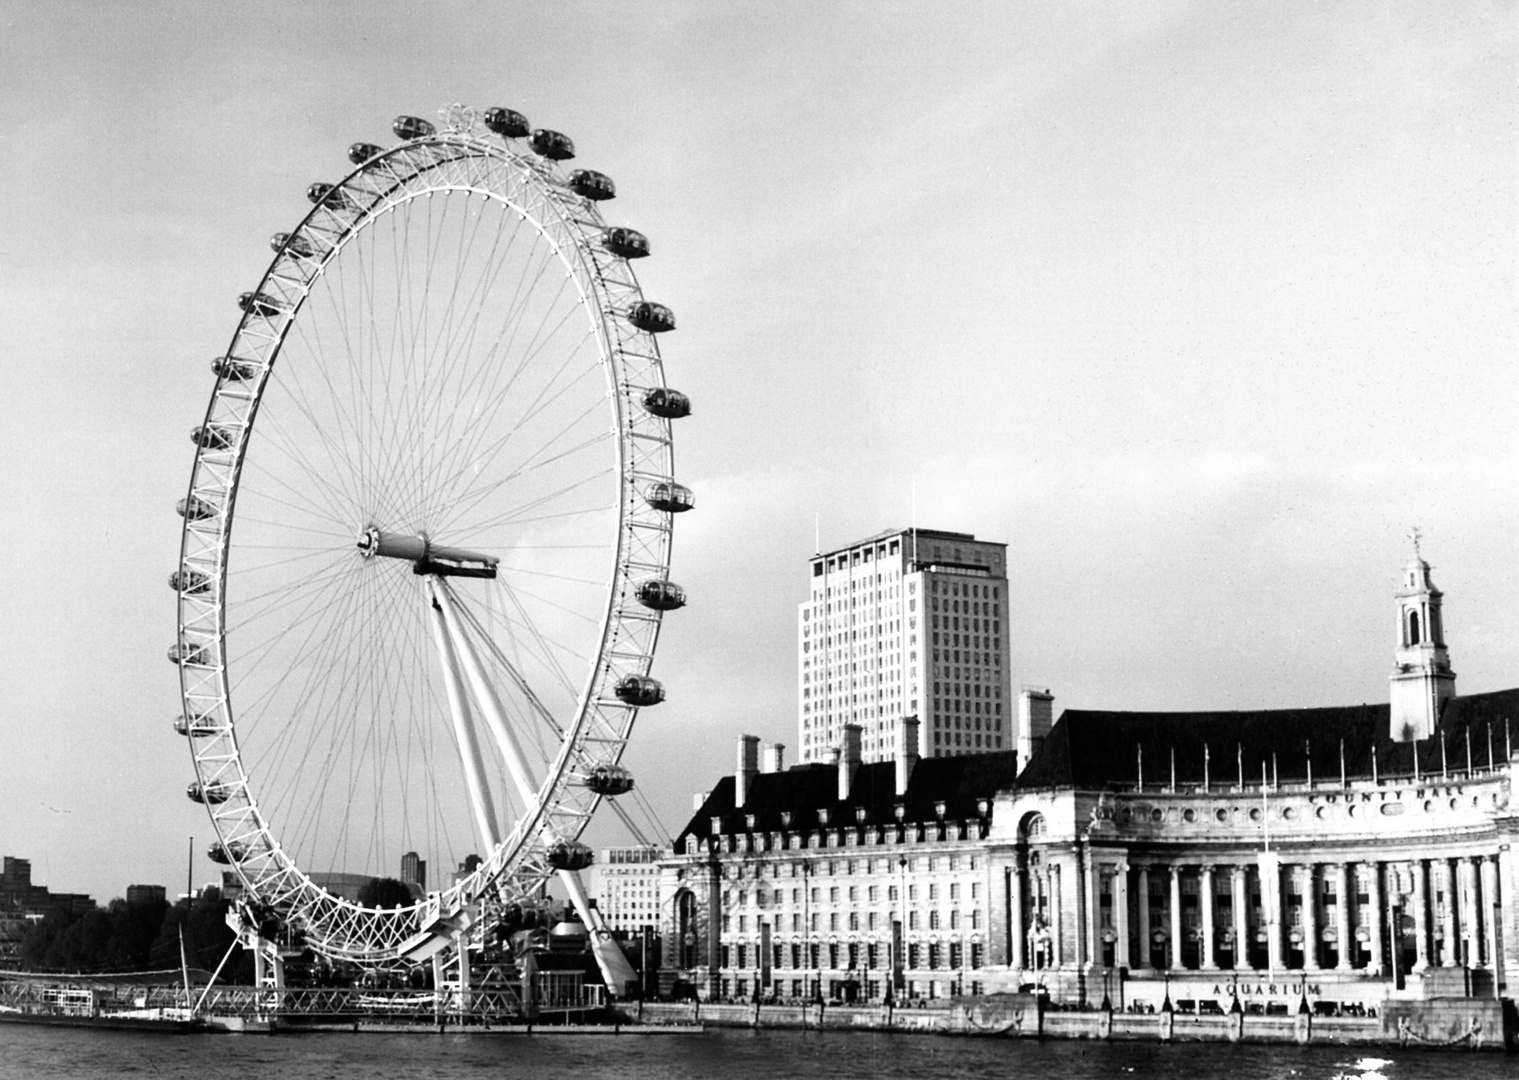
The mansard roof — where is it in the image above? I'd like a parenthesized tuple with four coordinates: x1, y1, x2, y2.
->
(673, 752, 1021, 851)
(1015, 686, 1519, 792)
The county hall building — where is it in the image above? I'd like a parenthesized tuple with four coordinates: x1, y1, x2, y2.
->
(657, 542, 1519, 1015)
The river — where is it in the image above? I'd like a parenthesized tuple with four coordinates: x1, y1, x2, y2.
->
(0, 1026, 1515, 1080)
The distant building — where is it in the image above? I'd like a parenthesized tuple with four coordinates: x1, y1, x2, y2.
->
(2, 857, 31, 889)
(454, 854, 482, 886)
(0, 855, 93, 915)
(590, 846, 668, 933)
(125, 884, 166, 905)
(401, 851, 427, 894)
(799, 528, 1011, 766)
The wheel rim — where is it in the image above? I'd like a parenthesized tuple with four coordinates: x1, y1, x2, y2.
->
(174, 106, 679, 963)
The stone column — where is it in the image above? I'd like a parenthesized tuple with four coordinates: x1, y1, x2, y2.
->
(1136, 866, 1152, 970)
(1412, 859, 1431, 972)
(1497, 846, 1514, 992)
(1301, 863, 1320, 971)
(1114, 862, 1131, 969)
(1049, 864, 1063, 967)
(1366, 861, 1384, 975)
(1266, 861, 1285, 974)
(1438, 859, 1458, 967)
(1009, 863, 1025, 970)
(1200, 865, 1218, 970)
(1459, 858, 1479, 968)
(1231, 865, 1251, 971)
(1082, 848, 1097, 968)
(1334, 863, 1353, 971)
(1169, 865, 1184, 970)
(1481, 856, 1499, 971)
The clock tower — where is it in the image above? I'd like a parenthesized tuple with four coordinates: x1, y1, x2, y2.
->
(1388, 533, 1456, 742)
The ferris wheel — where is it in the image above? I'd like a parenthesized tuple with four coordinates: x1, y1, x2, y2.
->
(170, 103, 692, 972)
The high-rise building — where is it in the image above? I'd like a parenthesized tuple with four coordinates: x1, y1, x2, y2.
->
(798, 528, 1011, 764)
(400, 851, 427, 893)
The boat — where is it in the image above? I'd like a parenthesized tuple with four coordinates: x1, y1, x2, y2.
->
(0, 979, 210, 1032)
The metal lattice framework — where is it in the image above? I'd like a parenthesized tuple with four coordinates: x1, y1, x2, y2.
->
(172, 104, 689, 965)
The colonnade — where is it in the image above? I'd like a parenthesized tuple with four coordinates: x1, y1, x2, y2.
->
(1006, 850, 1507, 978)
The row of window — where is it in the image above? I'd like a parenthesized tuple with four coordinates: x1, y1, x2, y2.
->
(725, 909, 985, 933)
(936, 732, 1003, 750)
(729, 879, 982, 905)
(722, 855, 980, 880)
(720, 941, 986, 972)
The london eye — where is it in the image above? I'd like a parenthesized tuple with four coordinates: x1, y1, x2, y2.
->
(171, 103, 691, 981)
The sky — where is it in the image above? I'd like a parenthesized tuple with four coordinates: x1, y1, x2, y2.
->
(0, 1, 1513, 904)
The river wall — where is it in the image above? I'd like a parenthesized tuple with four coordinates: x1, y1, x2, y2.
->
(618, 994, 1514, 1051)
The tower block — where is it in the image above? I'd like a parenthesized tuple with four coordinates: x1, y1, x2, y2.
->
(1388, 544, 1455, 742)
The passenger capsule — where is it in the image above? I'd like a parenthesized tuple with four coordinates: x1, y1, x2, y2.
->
(170, 569, 211, 595)
(569, 169, 615, 201)
(614, 674, 665, 707)
(174, 712, 217, 738)
(483, 107, 530, 138)
(212, 355, 260, 381)
(603, 227, 650, 260)
(238, 291, 284, 318)
(177, 495, 216, 521)
(545, 840, 594, 872)
(635, 579, 686, 612)
(628, 301, 676, 334)
(191, 425, 235, 451)
(530, 129, 575, 160)
(644, 481, 695, 514)
(642, 387, 691, 419)
(348, 142, 384, 165)
(207, 841, 247, 864)
(187, 781, 231, 805)
(270, 231, 316, 259)
(306, 182, 357, 211)
(392, 115, 436, 140)
(169, 639, 214, 666)
(585, 764, 635, 797)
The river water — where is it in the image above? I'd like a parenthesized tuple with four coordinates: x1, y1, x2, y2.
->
(1, 1026, 1515, 1080)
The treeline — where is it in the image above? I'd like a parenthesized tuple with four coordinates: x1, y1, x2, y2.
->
(15, 887, 251, 980)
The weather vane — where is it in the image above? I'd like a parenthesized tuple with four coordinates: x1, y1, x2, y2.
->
(1408, 524, 1422, 556)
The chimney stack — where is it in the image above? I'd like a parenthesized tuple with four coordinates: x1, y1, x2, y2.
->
(1018, 687, 1054, 770)
(838, 724, 862, 800)
(763, 743, 786, 774)
(895, 715, 920, 796)
(735, 734, 760, 808)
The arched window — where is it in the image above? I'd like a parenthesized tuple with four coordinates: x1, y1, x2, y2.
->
(1022, 813, 1047, 840)
(1408, 610, 1421, 646)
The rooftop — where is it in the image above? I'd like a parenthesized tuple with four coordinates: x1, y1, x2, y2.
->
(675, 751, 1021, 850)
(1014, 687, 1519, 792)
